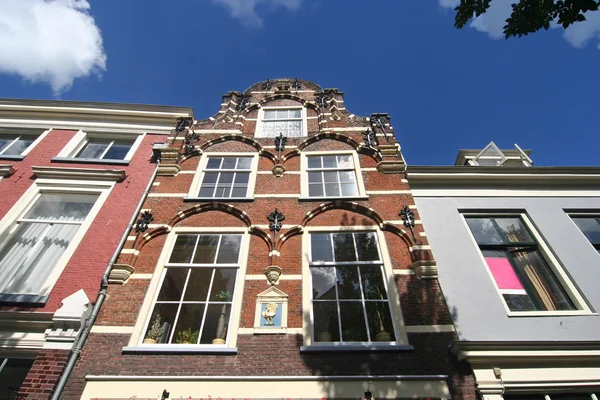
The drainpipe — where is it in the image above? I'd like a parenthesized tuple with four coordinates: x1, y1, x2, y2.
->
(51, 160, 160, 400)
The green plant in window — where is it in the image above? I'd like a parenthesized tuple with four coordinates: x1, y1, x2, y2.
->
(144, 313, 164, 344)
(213, 290, 233, 344)
(175, 327, 199, 344)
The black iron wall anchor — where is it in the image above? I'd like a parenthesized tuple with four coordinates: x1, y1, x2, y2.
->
(184, 130, 200, 154)
(291, 78, 301, 91)
(274, 132, 287, 162)
(171, 117, 191, 143)
(314, 93, 330, 109)
(267, 208, 285, 246)
(399, 205, 416, 242)
(135, 210, 154, 234)
(371, 115, 391, 142)
(262, 79, 273, 91)
(236, 95, 250, 112)
(363, 127, 378, 148)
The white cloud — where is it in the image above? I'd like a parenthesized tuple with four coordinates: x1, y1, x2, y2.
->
(212, 0, 302, 28)
(439, 0, 600, 49)
(0, 0, 106, 95)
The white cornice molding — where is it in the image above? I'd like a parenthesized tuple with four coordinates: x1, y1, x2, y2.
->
(451, 341, 600, 364)
(32, 166, 126, 181)
(0, 311, 54, 331)
(407, 166, 600, 189)
(0, 164, 15, 177)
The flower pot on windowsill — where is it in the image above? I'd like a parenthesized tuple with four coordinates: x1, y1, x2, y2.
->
(316, 331, 332, 342)
(375, 331, 392, 342)
(212, 338, 226, 345)
(143, 338, 157, 344)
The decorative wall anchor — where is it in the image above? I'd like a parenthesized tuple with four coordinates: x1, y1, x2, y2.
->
(262, 79, 273, 91)
(363, 128, 378, 148)
(267, 208, 285, 246)
(171, 117, 191, 143)
(291, 78, 301, 91)
(371, 114, 391, 142)
(400, 205, 416, 241)
(274, 132, 287, 160)
(236, 95, 250, 112)
(184, 131, 200, 154)
(315, 93, 330, 109)
(135, 211, 154, 233)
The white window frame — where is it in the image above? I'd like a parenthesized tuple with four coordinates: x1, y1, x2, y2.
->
(300, 150, 367, 200)
(126, 227, 251, 353)
(186, 152, 258, 201)
(55, 130, 144, 163)
(461, 213, 592, 317)
(255, 106, 307, 138)
(568, 213, 600, 254)
(0, 128, 50, 159)
(0, 177, 114, 302)
(301, 225, 409, 350)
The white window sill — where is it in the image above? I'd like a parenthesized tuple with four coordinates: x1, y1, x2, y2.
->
(51, 157, 130, 166)
(299, 196, 369, 202)
(300, 343, 414, 352)
(184, 197, 254, 202)
(507, 310, 598, 317)
(0, 293, 48, 305)
(122, 345, 237, 354)
(0, 155, 25, 161)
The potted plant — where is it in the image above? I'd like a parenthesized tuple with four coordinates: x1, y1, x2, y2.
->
(213, 290, 232, 344)
(175, 327, 199, 344)
(143, 314, 163, 344)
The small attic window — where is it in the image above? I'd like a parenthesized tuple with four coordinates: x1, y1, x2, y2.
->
(469, 142, 506, 166)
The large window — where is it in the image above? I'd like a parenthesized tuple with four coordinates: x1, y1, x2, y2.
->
(309, 232, 396, 343)
(142, 234, 242, 346)
(75, 138, 135, 161)
(0, 129, 40, 158)
(258, 108, 304, 138)
(571, 216, 600, 254)
(305, 154, 360, 198)
(0, 358, 34, 399)
(0, 193, 99, 296)
(465, 216, 577, 312)
(196, 156, 253, 199)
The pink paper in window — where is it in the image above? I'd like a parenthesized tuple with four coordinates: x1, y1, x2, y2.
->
(485, 257, 523, 290)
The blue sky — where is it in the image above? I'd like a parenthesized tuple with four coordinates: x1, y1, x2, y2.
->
(1, 0, 599, 166)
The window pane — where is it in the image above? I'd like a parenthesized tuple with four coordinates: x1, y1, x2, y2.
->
(313, 301, 340, 342)
(333, 233, 356, 262)
(336, 266, 361, 299)
(172, 304, 204, 344)
(510, 248, 575, 311)
(0, 358, 35, 400)
(338, 171, 356, 183)
(206, 158, 222, 169)
(201, 172, 219, 184)
(169, 235, 197, 264)
(290, 109, 301, 118)
(340, 183, 358, 197)
(183, 268, 213, 301)
(221, 158, 237, 169)
(307, 171, 322, 183)
(231, 186, 248, 198)
(24, 193, 98, 221)
(77, 140, 108, 159)
(219, 172, 234, 183)
(466, 218, 503, 244)
(365, 302, 395, 341)
(355, 233, 380, 261)
(0, 134, 17, 153)
(311, 234, 333, 262)
(198, 186, 215, 197)
(263, 110, 277, 119)
(234, 172, 249, 184)
(214, 186, 231, 197)
(216, 235, 241, 263)
(482, 249, 527, 292)
(495, 217, 533, 243)
(307, 156, 321, 169)
(337, 155, 353, 168)
(3, 136, 35, 155)
(323, 171, 338, 183)
(157, 268, 188, 301)
(573, 217, 600, 243)
(503, 294, 537, 311)
(208, 268, 237, 301)
(103, 140, 134, 160)
(192, 235, 219, 264)
(236, 157, 253, 169)
(308, 183, 324, 197)
(145, 303, 178, 344)
(324, 183, 340, 197)
(311, 267, 336, 299)
(339, 302, 368, 341)
(200, 303, 231, 344)
(360, 267, 387, 300)
(322, 156, 337, 168)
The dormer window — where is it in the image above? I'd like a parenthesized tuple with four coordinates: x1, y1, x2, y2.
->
(256, 107, 306, 138)
(458, 142, 533, 167)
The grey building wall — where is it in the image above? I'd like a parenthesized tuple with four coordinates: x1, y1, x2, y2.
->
(415, 196, 600, 342)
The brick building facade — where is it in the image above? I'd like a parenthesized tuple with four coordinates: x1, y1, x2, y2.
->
(61, 79, 476, 400)
(0, 100, 193, 398)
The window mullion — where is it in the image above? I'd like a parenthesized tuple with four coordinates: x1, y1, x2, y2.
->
(198, 268, 217, 344)
(188, 235, 200, 266)
(356, 265, 371, 342)
(213, 171, 222, 198)
(98, 140, 114, 160)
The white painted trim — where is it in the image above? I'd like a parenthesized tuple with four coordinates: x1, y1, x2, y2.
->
(237, 327, 303, 334)
(128, 273, 153, 280)
(405, 325, 455, 333)
(90, 326, 135, 334)
(245, 274, 302, 280)
(31, 166, 125, 181)
(366, 190, 412, 195)
(147, 193, 187, 197)
(393, 269, 415, 275)
(413, 189, 600, 197)
(254, 193, 299, 198)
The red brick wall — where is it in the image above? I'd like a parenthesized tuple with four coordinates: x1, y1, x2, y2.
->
(18, 349, 69, 399)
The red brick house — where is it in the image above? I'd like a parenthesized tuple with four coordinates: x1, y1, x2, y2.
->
(61, 79, 476, 400)
(0, 99, 193, 398)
